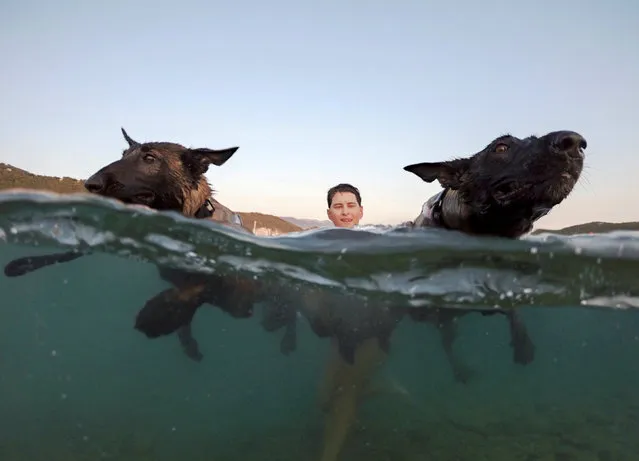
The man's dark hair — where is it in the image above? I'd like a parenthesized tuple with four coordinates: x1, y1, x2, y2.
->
(327, 183, 362, 207)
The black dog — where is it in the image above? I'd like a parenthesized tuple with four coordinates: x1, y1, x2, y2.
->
(402, 130, 586, 382)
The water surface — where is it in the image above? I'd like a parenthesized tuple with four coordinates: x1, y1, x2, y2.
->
(1, 191, 638, 461)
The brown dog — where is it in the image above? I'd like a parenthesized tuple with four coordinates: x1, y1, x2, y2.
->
(4, 128, 303, 360)
(89, 129, 310, 361)
(3, 128, 287, 361)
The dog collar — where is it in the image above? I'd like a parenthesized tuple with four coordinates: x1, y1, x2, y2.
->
(231, 213, 244, 227)
(195, 199, 215, 219)
(195, 199, 244, 227)
(429, 188, 449, 229)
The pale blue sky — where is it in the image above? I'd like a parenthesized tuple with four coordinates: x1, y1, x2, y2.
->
(1, 0, 638, 229)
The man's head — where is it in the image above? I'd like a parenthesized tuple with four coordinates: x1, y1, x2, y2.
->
(326, 183, 364, 228)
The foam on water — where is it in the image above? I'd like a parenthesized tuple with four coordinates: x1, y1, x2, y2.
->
(1, 190, 638, 310)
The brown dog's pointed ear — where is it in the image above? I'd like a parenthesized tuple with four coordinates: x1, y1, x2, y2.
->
(189, 146, 239, 166)
(121, 127, 139, 147)
(403, 158, 472, 189)
(183, 146, 239, 176)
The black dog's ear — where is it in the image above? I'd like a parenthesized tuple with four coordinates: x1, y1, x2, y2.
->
(403, 158, 472, 189)
(121, 127, 139, 147)
(183, 147, 239, 176)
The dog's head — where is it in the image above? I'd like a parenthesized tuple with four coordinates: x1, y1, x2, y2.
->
(404, 130, 586, 238)
(84, 128, 239, 215)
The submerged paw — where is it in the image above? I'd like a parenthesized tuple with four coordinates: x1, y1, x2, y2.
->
(134, 292, 197, 338)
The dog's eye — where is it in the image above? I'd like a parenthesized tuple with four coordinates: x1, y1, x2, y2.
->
(497, 184, 511, 195)
(143, 154, 155, 163)
(494, 143, 509, 153)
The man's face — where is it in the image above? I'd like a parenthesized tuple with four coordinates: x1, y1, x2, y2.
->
(327, 192, 364, 228)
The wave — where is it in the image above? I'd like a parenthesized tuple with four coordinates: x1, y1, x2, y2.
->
(1, 190, 639, 310)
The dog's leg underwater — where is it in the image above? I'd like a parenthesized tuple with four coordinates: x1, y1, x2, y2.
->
(436, 310, 477, 384)
(260, 297, 298, 356)
(4, 250, 86, 277)
(135, 283, 207, 361)
(408, 307, 476, 384)
(136, 273, 261, 362)
(478, 308, 535, 365)
(505, 309, 535, 365)
(176, 323, 203, 362)
(279, 318, 297, 355)
(136, 284, 207, 362)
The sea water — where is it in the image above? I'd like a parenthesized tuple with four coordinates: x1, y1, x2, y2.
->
(0, 191, 638, 461)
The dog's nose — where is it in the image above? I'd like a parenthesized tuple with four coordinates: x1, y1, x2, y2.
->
(84, 174, 105, 193)
(553, 131, 587, 152)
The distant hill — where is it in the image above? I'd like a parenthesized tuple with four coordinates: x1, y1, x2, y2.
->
(239, 212, 302, 234)
(0, 163, 301, 235)
(1, 163, 637, 236)
(532, 221, 639, 235)
(280, 216, 331, 229)
(0, 163, 85, 193)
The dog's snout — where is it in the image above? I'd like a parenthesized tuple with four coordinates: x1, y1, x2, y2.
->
(84, 174, 106, 193)
(554, 131, 587, 152)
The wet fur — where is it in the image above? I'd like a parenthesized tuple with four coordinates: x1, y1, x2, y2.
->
(402, 130, 586, 383)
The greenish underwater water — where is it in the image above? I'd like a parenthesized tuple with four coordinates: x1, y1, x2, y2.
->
(1, 244, 638, 461)
(0, 191, 638, 461)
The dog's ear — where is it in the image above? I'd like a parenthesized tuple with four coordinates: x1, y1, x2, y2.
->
(403, 158, 472, 189)
(183, 147, 239, 176)
(121, 127, 139, 147)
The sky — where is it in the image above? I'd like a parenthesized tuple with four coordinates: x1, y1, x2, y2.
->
(1, 0, 638, 230)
